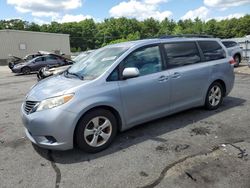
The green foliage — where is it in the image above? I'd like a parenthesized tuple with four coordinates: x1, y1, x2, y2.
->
(1, 15, 250, 51)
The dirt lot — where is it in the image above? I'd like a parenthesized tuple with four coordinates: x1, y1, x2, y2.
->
(0, 66, 250, 188)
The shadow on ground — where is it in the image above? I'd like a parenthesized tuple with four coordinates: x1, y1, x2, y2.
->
(14, 72, 37, 76)
(34, 96, 246, 164)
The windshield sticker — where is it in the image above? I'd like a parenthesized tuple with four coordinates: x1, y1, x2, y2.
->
(101, 56, 117, 62)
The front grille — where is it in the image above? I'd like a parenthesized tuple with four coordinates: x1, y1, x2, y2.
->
(24, 101, 39, 114)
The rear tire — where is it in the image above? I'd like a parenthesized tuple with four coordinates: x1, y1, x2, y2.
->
(205, 82, 224, 110)
(75, 109, 117, 153)
(234, 54, 241, 67)
(22, 67, 31, 75)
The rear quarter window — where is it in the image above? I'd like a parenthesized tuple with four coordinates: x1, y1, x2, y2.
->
(198, 41, 226, 61)
(222, 41, 237, 48)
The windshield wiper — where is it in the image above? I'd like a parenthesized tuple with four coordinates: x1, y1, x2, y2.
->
(65, 69, 84, 80)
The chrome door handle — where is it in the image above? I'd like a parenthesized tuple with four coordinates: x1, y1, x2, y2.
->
(158, 75, 168, 82)
(172, 72, 181, 79)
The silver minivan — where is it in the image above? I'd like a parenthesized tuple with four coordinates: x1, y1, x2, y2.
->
(21, 38, 235, 153)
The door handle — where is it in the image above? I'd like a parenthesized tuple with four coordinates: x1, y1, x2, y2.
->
(158, 75, 168, 82)
(171, 72, 181, 79)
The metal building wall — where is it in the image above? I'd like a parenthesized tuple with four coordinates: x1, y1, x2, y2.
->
(0, 30, 70, 64)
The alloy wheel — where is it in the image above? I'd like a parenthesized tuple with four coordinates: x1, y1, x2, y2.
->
(84, 116, 112, 147)
(208, 85, 222, 107)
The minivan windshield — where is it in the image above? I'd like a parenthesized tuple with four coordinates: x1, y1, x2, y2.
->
(67, 47, 128, 80)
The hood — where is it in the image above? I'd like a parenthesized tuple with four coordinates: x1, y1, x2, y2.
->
(9, 55, 22, 61)
(27, 75, 89, 101)
(50, 65, 70, 74)
(15, 62, 27, 67)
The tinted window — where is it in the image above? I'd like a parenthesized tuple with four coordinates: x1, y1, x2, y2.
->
(35, 57, 45, 62)
(26, 55, 33, 61)
(222, 41, 237, 48)
(123, 46, 162, 76)
(107, 68, 119, 81)
(164, 42, 201, 68)
(198, 41, 226, 61)
(46, 56, 58, 60)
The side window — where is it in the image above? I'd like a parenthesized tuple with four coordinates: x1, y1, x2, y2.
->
(230, 42, 237, 47)
(35, 57, 42, 62)
(222, 41, 231, 48)
(46, 56, 57, 61)
(222, 41, 237, 48)
(107, 68, 119, 81)
(164, 42, 201, 68)
(26, 55, 33, 61)
(123, 46, 162, 76)
(198, 41, 226, 61)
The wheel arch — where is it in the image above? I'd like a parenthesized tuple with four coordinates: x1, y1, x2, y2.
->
(233, 53, 241, 61)
(21, 66, 31, 72)
(210, 79, 226, 97)
(73, 105, 123, 147)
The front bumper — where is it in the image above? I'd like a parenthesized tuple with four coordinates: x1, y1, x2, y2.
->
(12, 67, 22, 73)
(21, 104, 78, 150)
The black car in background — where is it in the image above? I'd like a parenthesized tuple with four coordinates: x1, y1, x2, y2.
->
(12, 54, 73, 74)
(8, 53, 43, 69)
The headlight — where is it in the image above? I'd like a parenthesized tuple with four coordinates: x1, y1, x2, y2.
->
(36, 94, 74, 112)
(43, 70, 53, 76)
(15, 64, 25, 68)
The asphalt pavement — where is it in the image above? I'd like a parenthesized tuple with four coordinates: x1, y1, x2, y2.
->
(0, 66, 250, 188)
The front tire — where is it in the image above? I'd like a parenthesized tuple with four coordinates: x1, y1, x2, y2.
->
(8, 62, 14, 69)
(75, 109, 117, 153)
(22, 66, 31, 75)
(205, 82, 223, 110)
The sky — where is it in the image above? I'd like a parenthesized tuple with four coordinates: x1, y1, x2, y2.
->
(0, 0, 250, 24)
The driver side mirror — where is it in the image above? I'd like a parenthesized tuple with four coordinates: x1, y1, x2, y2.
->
(122, 67, 140, 79)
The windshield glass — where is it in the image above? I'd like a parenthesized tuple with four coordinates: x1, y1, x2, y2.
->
(68, 46, 128, 80)
(73, 51, 91, 62)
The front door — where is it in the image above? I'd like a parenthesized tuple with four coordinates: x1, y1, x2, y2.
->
(118, 45, 171, 127)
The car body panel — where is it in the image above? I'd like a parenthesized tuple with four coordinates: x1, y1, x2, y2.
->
(118, 70, 171, 129)
(168, 62, 211, 113)
(27, 74, 87, 101)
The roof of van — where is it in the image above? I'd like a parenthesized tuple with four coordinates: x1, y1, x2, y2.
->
(107, 37, 220, 49)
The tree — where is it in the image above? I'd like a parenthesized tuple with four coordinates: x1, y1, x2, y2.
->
(26, 22, 41, 31)
(141, 18, 160, 38)
(1, 15, 250, 51)
(158, 18, 176, 36)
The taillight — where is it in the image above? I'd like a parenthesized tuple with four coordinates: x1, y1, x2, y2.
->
(229, 58, 236, 65)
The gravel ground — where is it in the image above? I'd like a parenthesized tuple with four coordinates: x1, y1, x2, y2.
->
(0, 66, 250, 188)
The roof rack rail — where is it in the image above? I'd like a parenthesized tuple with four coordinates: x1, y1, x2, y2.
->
(160, 34, 214, 39)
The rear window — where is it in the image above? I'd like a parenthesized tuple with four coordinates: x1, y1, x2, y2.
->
(164, 42, 201, 68)
(222, 41, 237, 48)
(198, 41, 226, 61)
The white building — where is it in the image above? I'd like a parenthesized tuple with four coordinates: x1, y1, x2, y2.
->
(0, 29, 70, 64)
